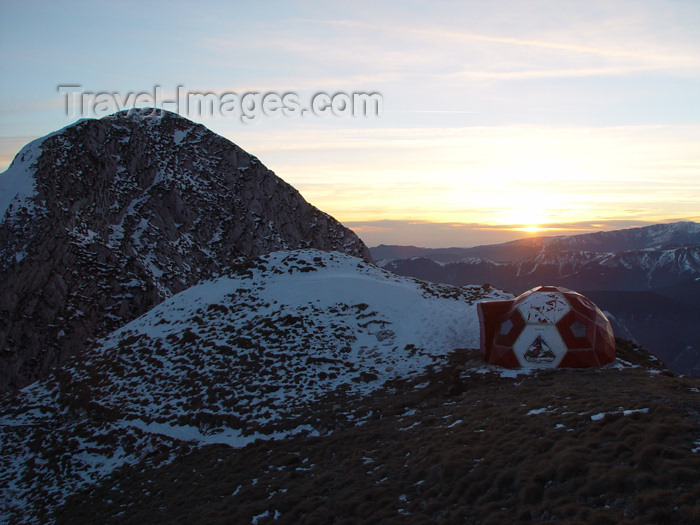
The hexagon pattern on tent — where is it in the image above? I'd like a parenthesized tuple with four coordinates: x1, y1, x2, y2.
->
(477, 286, 615, 369)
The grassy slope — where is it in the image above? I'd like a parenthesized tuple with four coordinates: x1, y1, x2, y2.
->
(55, 340, 700, 525)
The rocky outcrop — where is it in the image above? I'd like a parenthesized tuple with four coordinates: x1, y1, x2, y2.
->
(0, 108, 371, 391)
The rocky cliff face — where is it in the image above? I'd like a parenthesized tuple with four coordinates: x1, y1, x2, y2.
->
(0, 108, 371, 391)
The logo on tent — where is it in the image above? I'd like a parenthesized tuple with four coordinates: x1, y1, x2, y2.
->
(524, 335, 555, 363)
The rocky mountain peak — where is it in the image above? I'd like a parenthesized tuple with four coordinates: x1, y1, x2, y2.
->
(0, 109, 371, 391)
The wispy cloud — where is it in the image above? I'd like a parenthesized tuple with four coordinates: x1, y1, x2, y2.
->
(301, 17, 682, 61)
(294, 15, 700, 76)
(446, 65, 679, 81)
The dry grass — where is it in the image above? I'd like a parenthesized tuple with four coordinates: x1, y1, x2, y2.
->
(53, 340, 700, 524)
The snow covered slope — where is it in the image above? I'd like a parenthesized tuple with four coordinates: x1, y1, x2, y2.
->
(0, 249, 508, 521)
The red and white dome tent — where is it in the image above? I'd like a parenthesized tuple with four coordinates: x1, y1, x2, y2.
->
(477, 286, 615, 369)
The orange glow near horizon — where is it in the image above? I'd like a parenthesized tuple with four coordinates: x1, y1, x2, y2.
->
(492, 223, 599, 235)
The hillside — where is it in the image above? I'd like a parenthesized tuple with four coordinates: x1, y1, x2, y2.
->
(0, 109, 370, 391)
(583, 290, 700, 376)
(1, 250, 699, 523)
(0, 249, 506, 522)
(60, 342, 700, 524)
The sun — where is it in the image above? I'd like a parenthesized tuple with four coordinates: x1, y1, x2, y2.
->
(522, 225, 542, 234)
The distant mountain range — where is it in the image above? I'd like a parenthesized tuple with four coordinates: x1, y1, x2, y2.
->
(373, 221, 700, 264)
(0, 109, 370, 391)
(373, 222, 700, 376)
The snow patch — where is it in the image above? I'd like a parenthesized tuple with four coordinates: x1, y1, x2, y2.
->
(0, 137, 44, 221)
(173, 129, 190, 145)
(121, 418, 319, 447)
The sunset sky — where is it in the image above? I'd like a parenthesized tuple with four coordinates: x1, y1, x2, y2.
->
(1, 0, 699, 247)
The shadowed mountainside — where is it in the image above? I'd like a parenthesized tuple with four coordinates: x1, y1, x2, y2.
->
(0, 110, 370, 391)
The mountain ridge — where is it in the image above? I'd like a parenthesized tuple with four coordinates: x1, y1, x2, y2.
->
(0, 109, 370, 391)
(372, 221, 700, 264)
(378, 245, 700, 294)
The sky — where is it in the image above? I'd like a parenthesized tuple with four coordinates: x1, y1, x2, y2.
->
(1, 0, 699, 248)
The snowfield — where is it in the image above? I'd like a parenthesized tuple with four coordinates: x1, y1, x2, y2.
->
(70, 249, 511, 435)
(0, 249, 508, 521)
(0, 136, 42, 223)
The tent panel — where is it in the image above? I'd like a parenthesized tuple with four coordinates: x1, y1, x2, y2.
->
(594, 324, 616, 364)
(477, 300, 514, 360)
(489, 344, 520, 368)
(512, 324, 567, 369)
(494, 308, 526, 347)
(556, 310, 595, 350)
(516, 291, 570, 324)
(559, 349, 600, 368)
(563, 291, 598, 323)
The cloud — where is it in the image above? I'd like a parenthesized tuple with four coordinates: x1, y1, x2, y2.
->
(290, 12, 700, 81)
(446, 65, 679, 81)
